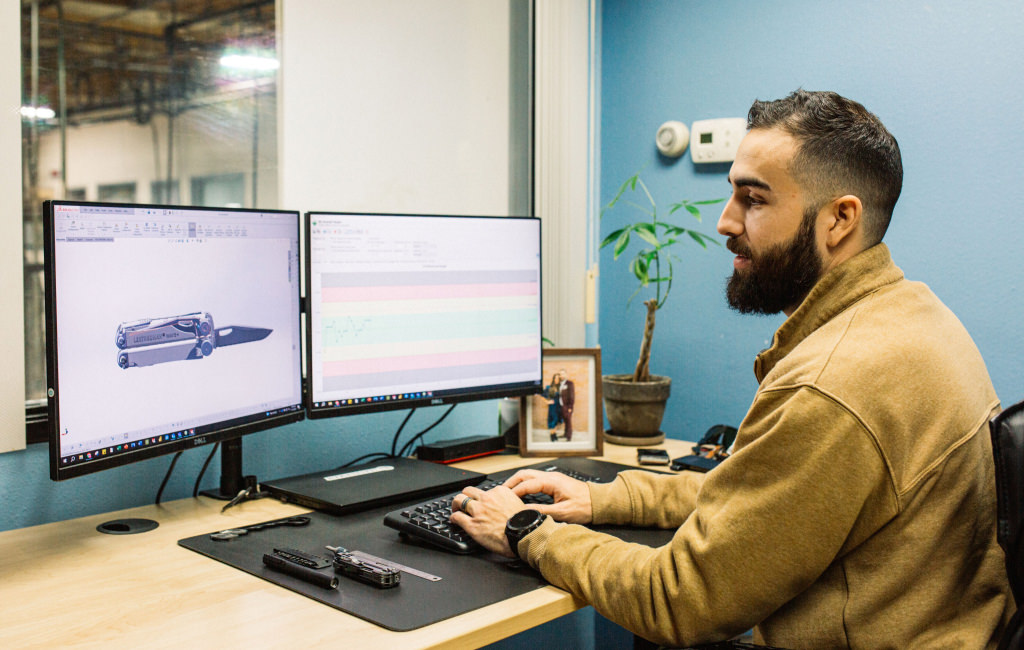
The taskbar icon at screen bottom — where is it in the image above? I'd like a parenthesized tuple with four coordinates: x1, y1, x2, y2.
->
(313, 391, 435, 409)
(61, 429, 198, 466)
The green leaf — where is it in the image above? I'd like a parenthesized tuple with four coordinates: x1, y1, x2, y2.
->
(670, 198, 726, 219)
(601, 173, 640, 216)
(600, 227, 625, 249)
(638, 259, 651, 281)
(635, 177, 656, 208)
(641, 251, 659, 274)
(613, 229, 631, 258)
(687, 230, 709, 248)
(635, 228, 661, 247)
(689, 231, 722, 247)
(630, 257, 649, 283)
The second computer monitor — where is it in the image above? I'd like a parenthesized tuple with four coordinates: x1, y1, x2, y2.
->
(305, 212, 542, 418)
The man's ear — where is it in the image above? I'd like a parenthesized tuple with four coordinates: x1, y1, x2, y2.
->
(824, 194, 863, 249)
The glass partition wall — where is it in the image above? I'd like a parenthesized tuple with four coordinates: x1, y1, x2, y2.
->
(21, 0, 537, 438)
(22, 0, 280, 405)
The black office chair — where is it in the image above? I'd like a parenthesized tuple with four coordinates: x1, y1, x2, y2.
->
(990, 399, 1024, 650)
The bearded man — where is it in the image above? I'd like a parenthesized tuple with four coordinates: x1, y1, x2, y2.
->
(450, 90, 1014, 648)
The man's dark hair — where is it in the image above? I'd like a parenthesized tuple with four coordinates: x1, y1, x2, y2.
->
(747, 89, 902, 245)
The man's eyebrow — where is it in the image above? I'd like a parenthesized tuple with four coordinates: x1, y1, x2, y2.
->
(728, 175, 772, 192)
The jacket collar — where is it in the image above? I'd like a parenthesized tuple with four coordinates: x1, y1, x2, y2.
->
(754, 243, 904, 382)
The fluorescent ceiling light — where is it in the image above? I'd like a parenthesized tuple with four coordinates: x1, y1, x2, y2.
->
(20, 106, 56, 120)
(219, 54, 280, 71)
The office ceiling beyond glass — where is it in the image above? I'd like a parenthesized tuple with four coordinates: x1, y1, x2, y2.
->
(23, 0, 276, 126)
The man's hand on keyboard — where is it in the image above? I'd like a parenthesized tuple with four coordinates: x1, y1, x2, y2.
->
(504, 469, 593, 525)
(450, 485, 527, 557)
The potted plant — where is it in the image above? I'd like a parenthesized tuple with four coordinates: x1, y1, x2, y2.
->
(599, 171, 722, 444)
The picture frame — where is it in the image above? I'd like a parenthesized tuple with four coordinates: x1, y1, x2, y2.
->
(519, 348, 603, 457)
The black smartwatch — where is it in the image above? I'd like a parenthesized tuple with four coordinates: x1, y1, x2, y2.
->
(505, 509, 547, 559)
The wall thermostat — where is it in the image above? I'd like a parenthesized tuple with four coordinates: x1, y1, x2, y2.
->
(689, 117, 747, 163)
(655, 120, 689, 158)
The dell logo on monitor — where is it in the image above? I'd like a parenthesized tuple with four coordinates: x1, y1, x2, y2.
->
(431, 398, 444, 405)
(192, 436, 208, 446)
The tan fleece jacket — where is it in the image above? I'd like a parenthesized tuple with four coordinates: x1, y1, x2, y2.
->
(519, 244, 1013, 648)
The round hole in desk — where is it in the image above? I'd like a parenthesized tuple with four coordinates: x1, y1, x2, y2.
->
(96, 518, 160, 535)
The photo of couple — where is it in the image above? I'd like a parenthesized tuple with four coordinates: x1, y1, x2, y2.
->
(542, 369, 576, 442)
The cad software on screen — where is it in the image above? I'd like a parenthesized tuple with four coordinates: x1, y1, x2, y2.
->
(50, 203, 303, 470)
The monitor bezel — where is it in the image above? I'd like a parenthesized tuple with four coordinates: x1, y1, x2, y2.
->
(303, 211, 543, 420)
(44, 199, 306, 482)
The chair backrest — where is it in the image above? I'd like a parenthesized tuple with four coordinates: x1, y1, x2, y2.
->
(989, 400, 1024, 649)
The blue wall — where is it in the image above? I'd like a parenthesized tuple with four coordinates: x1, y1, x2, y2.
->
(598, 0, 1024, 442)
(0, 402, 500, 532)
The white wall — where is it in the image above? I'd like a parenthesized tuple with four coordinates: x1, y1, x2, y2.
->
(280, 0, 598, 349)
(280, 0, 511, 215)
(1, 3, 26, 452)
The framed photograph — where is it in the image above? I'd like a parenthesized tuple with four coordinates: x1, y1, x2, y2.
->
(519, 348, 603, 457)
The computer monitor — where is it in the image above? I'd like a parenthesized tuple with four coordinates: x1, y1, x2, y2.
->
(305, 212, 543, 420)
(44, 200, 304, 498)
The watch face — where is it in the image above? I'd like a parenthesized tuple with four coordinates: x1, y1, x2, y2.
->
(509, 508, 541, 530)
(507, 509, 547, 560)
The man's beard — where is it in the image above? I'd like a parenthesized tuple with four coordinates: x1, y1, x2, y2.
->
(725, 207, 824, 315)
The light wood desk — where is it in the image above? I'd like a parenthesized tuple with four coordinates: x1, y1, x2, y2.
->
(0, 439, 693, 649)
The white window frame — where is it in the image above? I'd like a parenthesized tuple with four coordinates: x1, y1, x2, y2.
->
(2, 0, 26, 452)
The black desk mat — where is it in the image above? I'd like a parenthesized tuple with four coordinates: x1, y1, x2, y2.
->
(179, 458, 674, 631)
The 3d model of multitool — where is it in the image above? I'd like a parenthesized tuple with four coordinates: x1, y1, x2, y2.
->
(115, 312, 272, 368)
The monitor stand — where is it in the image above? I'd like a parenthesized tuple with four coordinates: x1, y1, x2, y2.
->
(96, 438, 252, 534)
(200, 437, 255, 501)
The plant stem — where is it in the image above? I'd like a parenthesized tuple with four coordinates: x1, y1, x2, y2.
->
(633, 299, 657, 383)
(654, 226, 663, 306)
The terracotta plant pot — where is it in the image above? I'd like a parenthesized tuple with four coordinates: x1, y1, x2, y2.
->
(601, 374, 670, 445)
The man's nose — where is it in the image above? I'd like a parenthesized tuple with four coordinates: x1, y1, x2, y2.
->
(717, 197, 742, 238)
